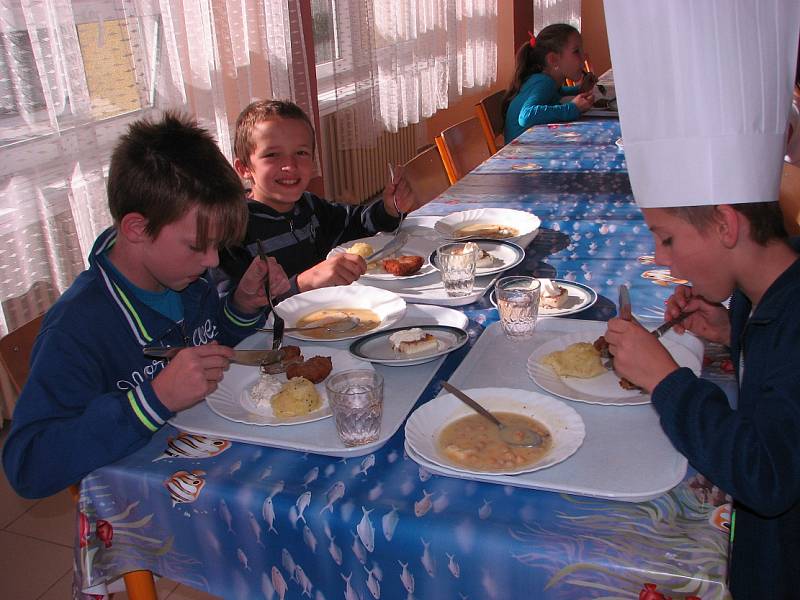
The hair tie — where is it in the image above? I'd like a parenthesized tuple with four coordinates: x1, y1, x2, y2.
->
(528, 30, 536, 48)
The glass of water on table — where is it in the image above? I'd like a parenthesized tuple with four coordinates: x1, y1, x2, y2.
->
(496, 276, 541, 339)
(325, 370, 384, 446)
(437, 242, 479, 297)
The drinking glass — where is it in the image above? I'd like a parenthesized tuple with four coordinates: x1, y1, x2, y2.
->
(495, 276, 541, 339)
(437, 243, 479, 297)
(325, 370, 384, 446)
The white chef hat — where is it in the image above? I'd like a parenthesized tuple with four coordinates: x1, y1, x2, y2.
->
(604, 0, 800, 208)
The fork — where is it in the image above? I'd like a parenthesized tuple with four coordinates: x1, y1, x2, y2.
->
(255, 239, 284, 350)
(388, 163, 405, 235)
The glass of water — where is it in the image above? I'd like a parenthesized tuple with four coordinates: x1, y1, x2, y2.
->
(495, 276, 541, 339)
(325, 370, 384, 446)
(437, 243, 479, 297)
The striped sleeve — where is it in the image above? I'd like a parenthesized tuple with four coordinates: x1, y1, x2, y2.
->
(127, 380, 174, 434)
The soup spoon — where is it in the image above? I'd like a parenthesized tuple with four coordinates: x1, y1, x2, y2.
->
(440, 382, 543, 448)
(258, 316, 361, 334)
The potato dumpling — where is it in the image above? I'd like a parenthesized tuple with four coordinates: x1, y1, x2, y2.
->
(346, 242, 373, 259)
(541, 342, 605, 378)
(270, 377, 322, 417)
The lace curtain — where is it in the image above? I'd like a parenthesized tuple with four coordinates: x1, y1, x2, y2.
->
(0, 0, 313, 338)
(314, 0, 498, 146)
(533, 0, 581, 33)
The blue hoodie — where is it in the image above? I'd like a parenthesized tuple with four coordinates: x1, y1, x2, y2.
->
(2, 228, 265, 498)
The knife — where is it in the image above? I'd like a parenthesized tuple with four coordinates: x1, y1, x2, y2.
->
(366, 231, 409, 263)
(618, 284, 632, 321)
(143, 346, 284, 367)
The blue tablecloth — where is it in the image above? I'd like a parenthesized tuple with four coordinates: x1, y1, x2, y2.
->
(77, 119, 732, 600)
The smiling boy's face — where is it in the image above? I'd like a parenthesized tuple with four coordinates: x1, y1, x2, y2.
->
(235, 117, 315, 213)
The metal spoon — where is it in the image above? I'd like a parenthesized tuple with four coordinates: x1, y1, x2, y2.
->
(440, 382, 543, 448)
(258, 317, 360, 334)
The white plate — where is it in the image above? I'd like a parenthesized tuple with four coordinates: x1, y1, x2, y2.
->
(205, 346, 372, 426)
(349, 325, 468, 366)
(490, 279, 598, 317)
(428, 239, 525, 277)
(328, 235, 436, 281)
(434, 208, 541, 244)
(405, 387, 585, 475)
(527, 332, 702, 406)
(272, 286, 406, 342)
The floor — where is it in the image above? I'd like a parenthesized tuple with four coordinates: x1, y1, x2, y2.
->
(0, 423, 220, 600)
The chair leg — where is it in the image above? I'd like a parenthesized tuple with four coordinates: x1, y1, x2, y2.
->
(122, 570, 158, 600)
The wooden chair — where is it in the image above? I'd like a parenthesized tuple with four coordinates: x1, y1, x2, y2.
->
(401, 144, 451, 206)
(475, 89, 506, 154)
(435, 117, 492, 184)
(779, 162, 800, 236)
(0, 317, 158, 600)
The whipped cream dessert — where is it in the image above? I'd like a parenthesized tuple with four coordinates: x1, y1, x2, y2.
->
(539, 278, 568, 309)
(389, 328, 445, 354)
(462, 242, 500, 269)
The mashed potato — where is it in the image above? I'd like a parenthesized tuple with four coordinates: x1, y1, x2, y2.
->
(541, 342, 606, 378)
(346, 242, 374, 259)
(270, 377, 322, 417)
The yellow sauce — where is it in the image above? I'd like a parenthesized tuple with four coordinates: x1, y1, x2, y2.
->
(296, 308, 381, 340)
(437, 412, 551, 471)
(454, 223, 518, 239)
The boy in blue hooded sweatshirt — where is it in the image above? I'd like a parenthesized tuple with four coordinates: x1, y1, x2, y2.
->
(2, 113, 289, 499)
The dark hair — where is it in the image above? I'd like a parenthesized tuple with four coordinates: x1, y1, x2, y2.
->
(502, 24, 581, 116)
(107, 112, 247, 250)
(234, 99, 316, 167)
(667, 203, 788, 246)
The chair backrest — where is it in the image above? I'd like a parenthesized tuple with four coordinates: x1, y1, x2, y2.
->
(0, 314, 44, 394)
(475, 89, 506, 154)
(779, 162, 800, 236)
(401, 145, 451, 206)
(435, 117, 492, 183)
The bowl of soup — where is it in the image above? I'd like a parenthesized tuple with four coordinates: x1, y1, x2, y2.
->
(434, 208, 541, 246)
(272, 285, 406, 341)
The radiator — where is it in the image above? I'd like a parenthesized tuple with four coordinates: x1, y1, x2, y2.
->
(319, 112, 424, 205)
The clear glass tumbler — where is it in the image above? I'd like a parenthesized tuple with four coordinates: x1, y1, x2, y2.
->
(437, 243, 479, 297)
(325, 370, 384, 446)
(496, 276, 541, 339)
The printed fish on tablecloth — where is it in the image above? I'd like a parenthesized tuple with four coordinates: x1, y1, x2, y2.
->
(164, 470, 207, 505)
(153, 432, 231, 461)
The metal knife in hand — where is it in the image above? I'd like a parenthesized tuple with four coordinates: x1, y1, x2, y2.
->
(366, 231, 409, 263)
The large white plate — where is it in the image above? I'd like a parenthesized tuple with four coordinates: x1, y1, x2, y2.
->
(527, 332, 703, 406)
(205, 346, 372, 426)
(434, 208, 541, 244)
(328, 234, 436, 281)
(490, 279, 598, 317)
(428, 239, 525, 277)
(349, 325, 468, 366)
(405, 387, 585, 475)
(272, 285, 406, 342)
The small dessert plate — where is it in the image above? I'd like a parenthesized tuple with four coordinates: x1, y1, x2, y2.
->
(349, 325, 468, 367)
(428, 239, 525, 277)
(490, 279, 598, 317)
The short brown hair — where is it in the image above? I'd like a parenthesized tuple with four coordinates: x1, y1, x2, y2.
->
(667, 202, 788, 245)
(107, 112, 247, 249)
(234, 100, 316, 167)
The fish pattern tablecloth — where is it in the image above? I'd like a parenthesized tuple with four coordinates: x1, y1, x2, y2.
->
(76, 119, 733, 600)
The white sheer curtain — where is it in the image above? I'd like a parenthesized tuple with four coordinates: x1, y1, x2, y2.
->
(0, 0, 312, 415)
(533, 0, 581, 33)
(314, 0, 498, 146)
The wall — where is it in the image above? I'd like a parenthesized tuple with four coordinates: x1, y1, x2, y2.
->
(581, 0, 611, 75)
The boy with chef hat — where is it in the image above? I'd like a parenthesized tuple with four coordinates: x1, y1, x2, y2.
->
(601, 1, 800, 598)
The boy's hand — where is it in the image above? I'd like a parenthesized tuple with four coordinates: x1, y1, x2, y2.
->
(232, 256, 290, 314)
(572, 92, 595, 113)
(383, 165, 421, 215)
(297, 254, 366, 292)
(665, 285, 731, 345)
(604, 318, 679, 392)
(152, 342, 234, 412)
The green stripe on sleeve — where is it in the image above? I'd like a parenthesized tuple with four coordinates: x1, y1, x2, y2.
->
(127, 390, 158, 432)
(224, 302, 261, 327)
